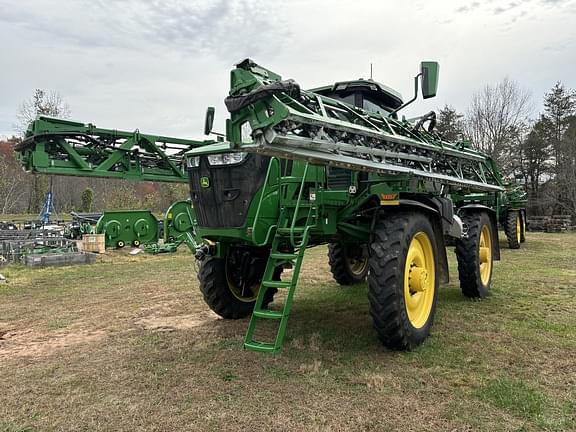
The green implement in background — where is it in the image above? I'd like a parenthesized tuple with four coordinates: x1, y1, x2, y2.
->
(16, 116, 213, 183)
(96, 210, 159, 249)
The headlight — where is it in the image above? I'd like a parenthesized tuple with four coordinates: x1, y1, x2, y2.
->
(186, 156, 200, 168)
(207, 152, 248, 166)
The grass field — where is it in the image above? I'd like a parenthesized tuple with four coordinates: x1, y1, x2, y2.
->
(1, 232, 575, 431)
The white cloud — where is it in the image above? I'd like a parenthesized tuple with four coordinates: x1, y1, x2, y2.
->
(0, 0, 575, 137)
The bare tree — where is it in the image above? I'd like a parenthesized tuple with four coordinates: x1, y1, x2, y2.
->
(15, 89, 71, 213)
(466, 78, 533, 173)
(15, 89, 71, 135)
(0, 154, 26, 214)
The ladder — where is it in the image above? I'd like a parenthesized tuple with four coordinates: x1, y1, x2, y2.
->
(244, 164, 317, 353)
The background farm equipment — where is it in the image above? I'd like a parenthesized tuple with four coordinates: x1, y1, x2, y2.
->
(95, 209, 159, 249)
(0, 226, 81, 266)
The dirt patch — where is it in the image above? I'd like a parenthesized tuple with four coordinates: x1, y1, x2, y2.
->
(134, 310, 220, 332)
(0, 328, 106, 359)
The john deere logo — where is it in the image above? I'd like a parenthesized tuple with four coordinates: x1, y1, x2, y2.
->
(200, 177, 210, 188)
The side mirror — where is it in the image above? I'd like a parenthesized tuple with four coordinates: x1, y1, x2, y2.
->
(420, 62, 439, 99)
(204, 107, 215, 135)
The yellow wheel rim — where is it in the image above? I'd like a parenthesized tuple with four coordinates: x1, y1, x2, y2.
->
(404, 232, 435, 329)
(522, 217, 526, 237)
(225, 259, 259, 303)
(516, 216, 521, 243)
(479, 225, 492, 286)
(348, 255, 369, 276)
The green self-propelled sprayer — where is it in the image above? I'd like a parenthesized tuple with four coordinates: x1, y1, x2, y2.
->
(15, 59, 526, 353)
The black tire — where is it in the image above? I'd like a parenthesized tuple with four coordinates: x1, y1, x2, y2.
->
(456, 211, 494, 298)
(116, 240, 125, 248)
(504, 210, 521, 249)
(133, 240, 141, 247)
(368, 212, 439, 350)
(198, 254, 278, 319)
(327, 242, 369, 285)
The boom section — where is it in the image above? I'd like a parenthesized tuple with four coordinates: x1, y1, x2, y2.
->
(16, 116, 212, 183)
(225, 59, 504, 193)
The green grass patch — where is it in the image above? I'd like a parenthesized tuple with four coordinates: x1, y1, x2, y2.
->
(477, 377, 547, 419)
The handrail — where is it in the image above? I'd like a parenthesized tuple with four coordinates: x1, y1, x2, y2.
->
(289, 163, 310, 247)
(251, 157, 280, 246)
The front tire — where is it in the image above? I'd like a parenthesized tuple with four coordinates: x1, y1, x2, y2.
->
(456, 211, 494, 298)
(328, 242, 369, 285)
(368, 212, 439, 350)
(198, 250, 278, 319)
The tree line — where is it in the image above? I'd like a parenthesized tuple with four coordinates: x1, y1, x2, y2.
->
(435, 80, 575, 217)
(1, 82, 575, 218)
(0, 90, 189, 216)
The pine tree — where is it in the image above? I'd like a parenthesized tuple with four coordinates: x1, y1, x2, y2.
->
(541, 82, 576, 212)
(436, 105, 466, 142)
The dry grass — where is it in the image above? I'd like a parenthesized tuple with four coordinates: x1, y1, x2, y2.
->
(1, 233, 575, 431)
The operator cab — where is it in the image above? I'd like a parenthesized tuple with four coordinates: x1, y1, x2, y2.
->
(310, 79, 403, 116)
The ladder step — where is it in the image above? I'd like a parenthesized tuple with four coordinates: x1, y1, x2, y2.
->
(270, 252, 298, 260)
(253, 309, 284, 319)
(244, 340, 278, 353)
(262, 280, 292, 289)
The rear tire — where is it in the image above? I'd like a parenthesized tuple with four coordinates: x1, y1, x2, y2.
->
(368, 212, 439, 350)
(520, 212, 526, 243)
(504, 210, 521, 249)
(456, 211, 494, 298)
(328, 242, 369, 285)
(198, 251, 279, 319)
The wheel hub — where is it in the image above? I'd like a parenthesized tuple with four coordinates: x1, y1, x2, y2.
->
(479, 246, 490, 263)
(409, 266, 428, 292)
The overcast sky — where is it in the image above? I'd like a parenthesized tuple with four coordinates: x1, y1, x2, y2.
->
(1, 0, 575, 139)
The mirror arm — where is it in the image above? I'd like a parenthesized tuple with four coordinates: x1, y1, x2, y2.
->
(388, 72, 422, 117)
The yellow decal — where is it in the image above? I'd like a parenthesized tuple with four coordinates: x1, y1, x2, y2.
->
(380, 193, 399, 206)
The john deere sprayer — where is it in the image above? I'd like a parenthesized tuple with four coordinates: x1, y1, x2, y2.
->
(16, 59, 526, 353)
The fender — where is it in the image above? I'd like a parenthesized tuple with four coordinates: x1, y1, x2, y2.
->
(397, 199, 439, 214)
(458, 203, 496, 214)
